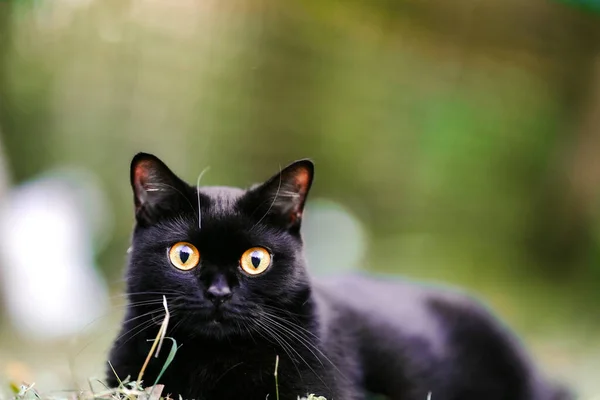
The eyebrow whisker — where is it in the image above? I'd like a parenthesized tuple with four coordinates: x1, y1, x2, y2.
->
(196, 167, 211, 230)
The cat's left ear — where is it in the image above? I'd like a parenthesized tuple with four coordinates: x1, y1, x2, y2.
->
(246, 159, 314, 231)
(130, 153, 189, 226)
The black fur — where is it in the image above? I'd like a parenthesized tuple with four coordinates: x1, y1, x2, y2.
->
(107, 153, 572, 400)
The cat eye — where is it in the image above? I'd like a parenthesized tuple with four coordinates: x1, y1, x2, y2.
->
(240, 247, 271, 276)
(169, 242, 200, 271)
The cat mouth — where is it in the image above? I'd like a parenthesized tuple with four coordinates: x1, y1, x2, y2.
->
(201, 305, 237, 323)
(183, 304, 242, 328)
(196, 310, 246, 337)
(209, 310, 224, 323)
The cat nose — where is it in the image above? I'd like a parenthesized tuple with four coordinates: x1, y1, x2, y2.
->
(206, 275, 232, 304)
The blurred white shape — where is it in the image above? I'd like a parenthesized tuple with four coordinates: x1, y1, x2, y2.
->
(303, 199, 367, 276)
(0, 168, 111, 340)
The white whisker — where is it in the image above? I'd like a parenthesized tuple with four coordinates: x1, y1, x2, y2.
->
(277, 191, 300, 198)
(196, 167, 211, 230)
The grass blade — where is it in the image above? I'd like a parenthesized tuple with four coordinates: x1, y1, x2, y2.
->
(137, 296, 170, 385)
(274, 355, 280, 400)
(153, 337, 179, 386)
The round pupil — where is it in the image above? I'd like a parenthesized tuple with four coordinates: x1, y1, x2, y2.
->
(250, 251, 262, 268)
(179, 246, 192, 264)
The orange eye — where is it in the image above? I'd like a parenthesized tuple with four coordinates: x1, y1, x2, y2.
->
(240, 247, 271, 276)
(169, 242, 200, 271)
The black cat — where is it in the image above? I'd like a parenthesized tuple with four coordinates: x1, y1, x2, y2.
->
(107, 153, 572, 400)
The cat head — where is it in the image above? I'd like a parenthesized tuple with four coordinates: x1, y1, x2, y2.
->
(126, 153, 314, 339)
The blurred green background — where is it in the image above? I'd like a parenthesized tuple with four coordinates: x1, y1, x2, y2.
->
(1, 0, 600, 397)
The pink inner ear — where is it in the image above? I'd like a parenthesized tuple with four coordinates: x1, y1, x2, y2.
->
(287, 166, 311, 221)
(294, 168, 310, 193)
(134, 161, 153, 188)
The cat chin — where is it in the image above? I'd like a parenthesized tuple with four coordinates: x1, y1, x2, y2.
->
(177, 310, 251, 339)
(190, 320, 248, 340)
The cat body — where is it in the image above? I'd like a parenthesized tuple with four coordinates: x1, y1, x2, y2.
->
(107, 154, 570, 400)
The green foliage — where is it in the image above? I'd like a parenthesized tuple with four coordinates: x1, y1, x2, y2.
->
(556, 0, 600, 13)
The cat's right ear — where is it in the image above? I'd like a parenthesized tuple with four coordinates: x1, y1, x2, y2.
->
(130, 153, 188, 225)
